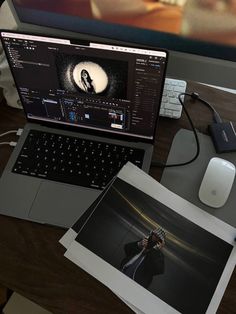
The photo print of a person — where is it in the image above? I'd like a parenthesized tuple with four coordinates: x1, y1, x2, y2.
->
(121, 227, 166, 289)
(80, 69, 95, 93)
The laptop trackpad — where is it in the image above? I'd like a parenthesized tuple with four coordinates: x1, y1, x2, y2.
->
(29, 181, 101, 228)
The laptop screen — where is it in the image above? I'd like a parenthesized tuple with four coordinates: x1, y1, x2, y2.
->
(1, 31, 168, 141)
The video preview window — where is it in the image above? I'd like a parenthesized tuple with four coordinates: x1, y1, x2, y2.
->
(55, 53, 128, 99)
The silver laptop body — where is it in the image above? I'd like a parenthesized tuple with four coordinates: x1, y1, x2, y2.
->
(0, 30, 168, 228)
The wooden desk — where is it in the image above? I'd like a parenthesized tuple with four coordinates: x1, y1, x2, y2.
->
(0, 82, 235, 313)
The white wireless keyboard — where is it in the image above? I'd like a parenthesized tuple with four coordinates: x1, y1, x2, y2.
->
(160, 78, 187, 119)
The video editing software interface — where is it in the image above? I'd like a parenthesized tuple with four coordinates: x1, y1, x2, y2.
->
(1, 32, 167, 140)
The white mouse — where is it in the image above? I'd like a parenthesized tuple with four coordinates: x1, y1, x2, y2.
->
(199, 157, 235, 208)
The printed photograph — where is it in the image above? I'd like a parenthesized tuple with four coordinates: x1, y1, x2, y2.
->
(55, 53, 128, 99)
(76, 177, 233, 314)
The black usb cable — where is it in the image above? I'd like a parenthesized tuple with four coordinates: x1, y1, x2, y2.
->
(151, 92, 223, 168)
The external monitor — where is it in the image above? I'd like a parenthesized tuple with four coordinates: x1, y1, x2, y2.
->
(6, 0, 236, 89)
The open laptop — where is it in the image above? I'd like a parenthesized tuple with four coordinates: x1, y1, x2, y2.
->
(0, 30, 168, 228)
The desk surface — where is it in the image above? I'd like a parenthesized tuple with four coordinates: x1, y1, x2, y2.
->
(0, 81, 235, 313)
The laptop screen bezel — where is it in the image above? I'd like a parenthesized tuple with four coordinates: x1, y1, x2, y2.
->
(0, 29, 168, 144)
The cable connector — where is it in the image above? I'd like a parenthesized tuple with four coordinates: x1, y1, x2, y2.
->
(191, 92, 222, 123)
(9, 141, 17, 147)
(0, 128, 23, 138)
(0, 141, 17, 147)
(190, 92, 200, 100)
(16, 128, 23, 136)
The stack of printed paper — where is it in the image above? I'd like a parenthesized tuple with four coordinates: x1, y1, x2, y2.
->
(60, 162, 236, 314)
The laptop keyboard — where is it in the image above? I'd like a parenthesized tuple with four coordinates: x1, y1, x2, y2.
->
(12, 130, 145, 190)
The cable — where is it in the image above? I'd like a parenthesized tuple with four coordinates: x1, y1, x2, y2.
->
(0, 128, 23, 148)
(0, 141, 17, 147)
(151, 91, 224, 168)
(151, 92, 200, 168)
(189, 92, 222, 123)
(0, 130, 18, 137)
(0, 128, 23, 138)
(0, 128, 23, 147)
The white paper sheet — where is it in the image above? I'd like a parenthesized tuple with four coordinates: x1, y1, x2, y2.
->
(61, 163, 236, 314)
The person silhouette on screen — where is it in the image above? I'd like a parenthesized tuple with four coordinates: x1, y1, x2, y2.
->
(80, 69, 95, 93)
(121, 227, 166, 289)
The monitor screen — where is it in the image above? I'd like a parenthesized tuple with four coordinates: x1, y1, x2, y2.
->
(7, 0, 236, 88)
(1, 31, 167, 141)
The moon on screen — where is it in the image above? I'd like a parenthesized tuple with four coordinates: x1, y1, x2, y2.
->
(72, 61, 108, 93)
